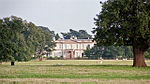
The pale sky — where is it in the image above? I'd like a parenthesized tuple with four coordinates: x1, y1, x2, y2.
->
(0, 0, 106, 35)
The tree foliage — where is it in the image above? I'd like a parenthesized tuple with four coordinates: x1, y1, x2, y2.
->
(0, 16, 55, 62)
(93, 0, 150, 67)
(61, 29, 92, 39)
(55, 33, 60, 40)
(84, 46, 133, 59)
(37, 26, 56, 59)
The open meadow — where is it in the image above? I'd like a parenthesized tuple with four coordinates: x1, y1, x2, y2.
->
(0, 60, 150, 84)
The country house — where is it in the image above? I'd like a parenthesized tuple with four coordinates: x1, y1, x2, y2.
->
(51, 37, 95, 59)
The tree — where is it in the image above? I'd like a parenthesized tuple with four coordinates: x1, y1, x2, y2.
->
(84, 46, 133, 59)
(0, 16, 55, 63)
(55, 33, 60, 40)
(23, 22, 47, 61)
(37, 26, 56, 60)
(37, 26, 55, 37)
(93, 0, 150, 67)
(124, 46, 133, 58)
(61, 29, 92, 39)
(0, 16, 24, 63)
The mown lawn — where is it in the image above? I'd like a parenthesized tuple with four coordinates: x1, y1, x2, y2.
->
(0, 60, 150, 84)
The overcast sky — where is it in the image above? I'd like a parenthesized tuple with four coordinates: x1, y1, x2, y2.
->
(0, 0, 106, 35)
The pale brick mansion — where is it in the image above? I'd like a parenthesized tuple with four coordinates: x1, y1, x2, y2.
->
(50, 37, 95, 59)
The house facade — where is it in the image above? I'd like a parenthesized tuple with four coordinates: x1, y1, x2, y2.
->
(50, 38, 95, 59)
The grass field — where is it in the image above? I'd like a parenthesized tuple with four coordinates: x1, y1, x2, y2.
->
(0, 60, 150, 84)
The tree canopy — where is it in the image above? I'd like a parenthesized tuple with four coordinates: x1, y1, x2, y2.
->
(93, 0, 150, 67)
(0, 16, 55, 62)
(61, 29, 92, 39)
(84, 46, 133, 59)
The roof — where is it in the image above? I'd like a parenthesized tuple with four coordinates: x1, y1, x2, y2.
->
(55, 39, 94, 44)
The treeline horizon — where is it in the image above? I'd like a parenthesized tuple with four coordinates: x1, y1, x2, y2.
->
(0, 16, 150, 63)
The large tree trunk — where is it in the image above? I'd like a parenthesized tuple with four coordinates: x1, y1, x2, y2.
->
(133, 45, 147, 67)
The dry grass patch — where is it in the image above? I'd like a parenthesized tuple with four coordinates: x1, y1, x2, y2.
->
(0, 78, 150, 84)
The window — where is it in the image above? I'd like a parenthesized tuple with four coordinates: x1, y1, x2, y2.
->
(59, 44, 62, 49)
(65, 44, 67, 49)
(82, 44, 84, 49)
(76, 44, 78, 49)
(56, 44, 59, 49)
(88, 44, 90, 48)
(76, 52, 78, 57)
(70, 44, 72, 49)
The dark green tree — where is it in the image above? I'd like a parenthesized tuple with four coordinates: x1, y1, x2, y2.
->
(78, 30, 92, 39)
(145, 49, 150, 59)
(61, 29, 92, 39)
(1, 16, 25, 63)
(0, 19, 16, 62)
(84, 46, 133, 59)
(93, 0, 150, 67)
(23, 22, 46, 61)
(55, 33, 60, 40)
(37, 26, 55, 37)
(124, 46, 133, 58)
(37, 26, 56, 59)
(84, 47, 92, 59)
(0, 16, 55, 63)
